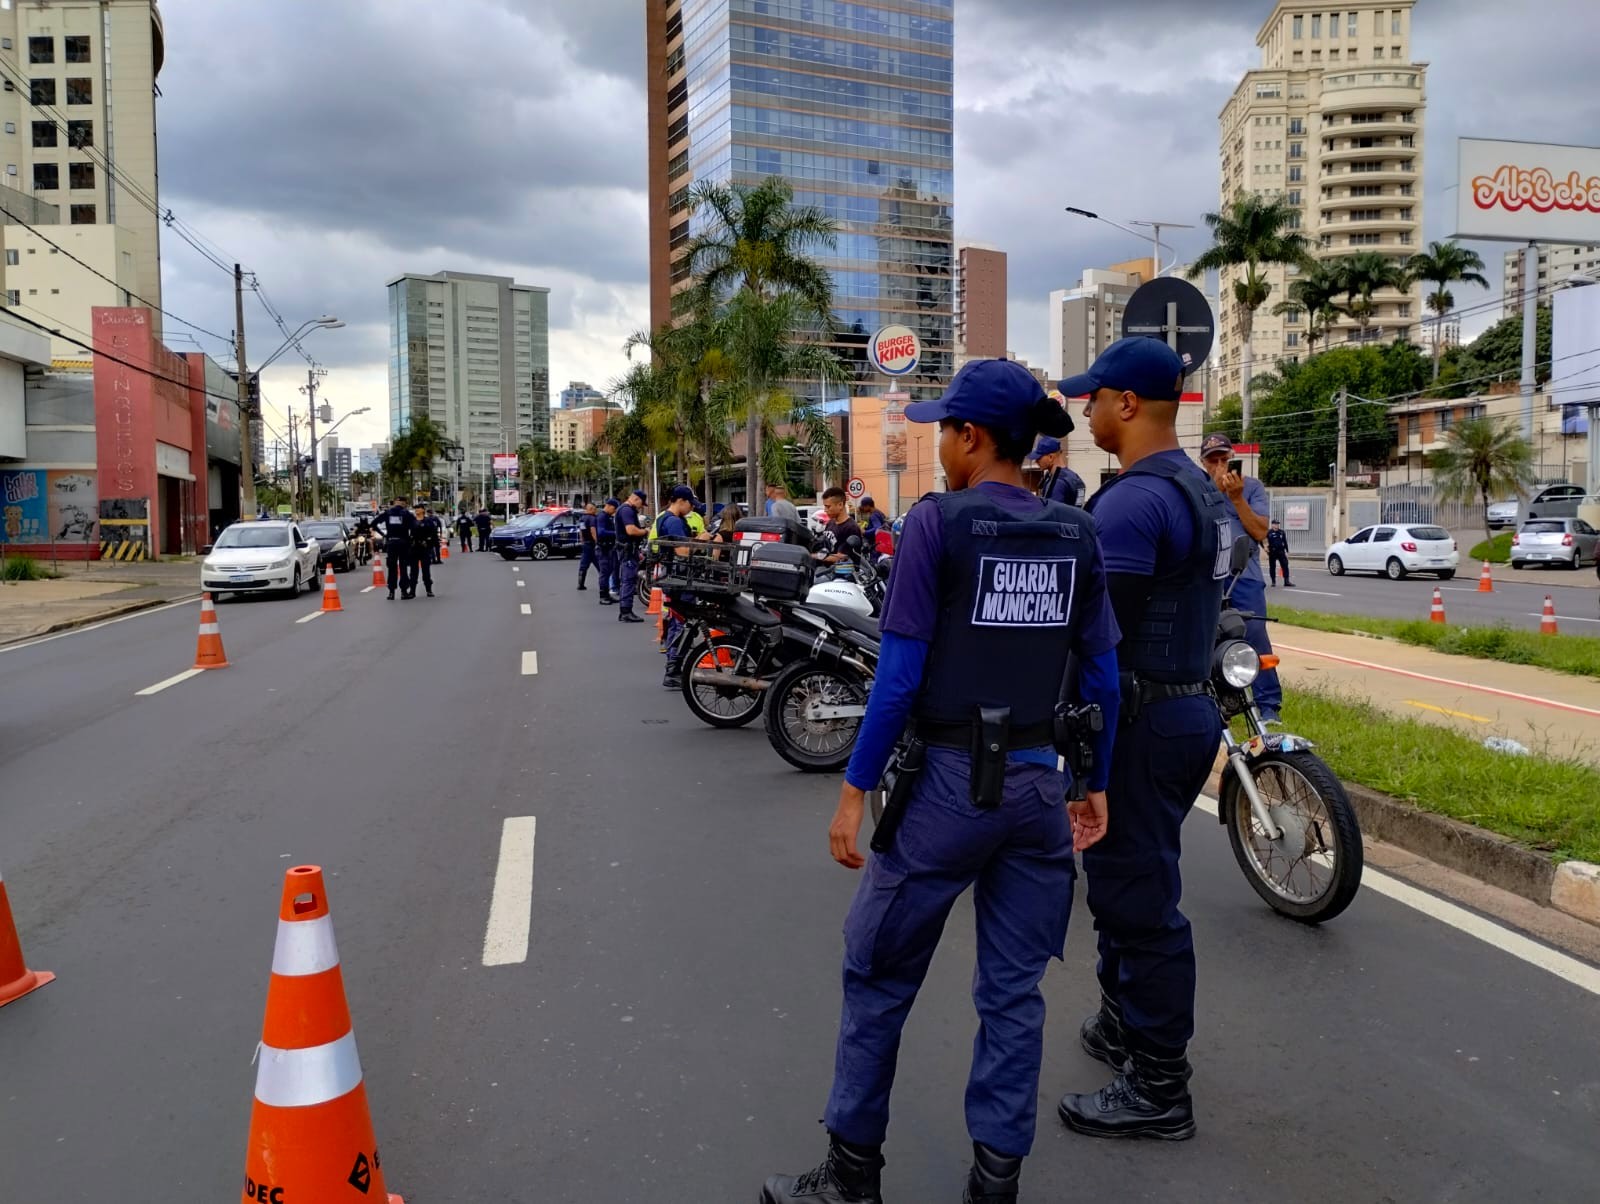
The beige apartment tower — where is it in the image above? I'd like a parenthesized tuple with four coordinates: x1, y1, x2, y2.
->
(1217, 1, 1426, 399)
(1504, 243, 1600, 316)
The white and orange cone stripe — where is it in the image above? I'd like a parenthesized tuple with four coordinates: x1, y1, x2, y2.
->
(241, 865, 401, 1203)
(194, 593, 230, 669)
(320, 564, 343, 613)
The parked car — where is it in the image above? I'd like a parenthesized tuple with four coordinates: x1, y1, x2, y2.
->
(200, 520, 322, 598)
(301, 519, 356, 572)
(1524, 483, 1587, 521)
(1486, 498, 1521, 530)
(1511, 518, 1599, 570)
(1326, 524, 1459, 580)
(490, 508, 583, 560)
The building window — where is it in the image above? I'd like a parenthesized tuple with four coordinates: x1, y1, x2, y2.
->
(31, 121, 56, 148)
(1286, 331, 1301, 347)
(27, 36, 52, 64)
(1329, 48, 1340, 61)
(69, 161, 93, 189)
(32, 163, 58, 190)
(1375, 9, 1384, 34)
(1289, 142, 1303, 158)
(4, 250, 15, 266)
(64, 34, 91, 63)
(1393, 11, 1403, 34)
(1284, 307, 1303, 324)
(30, 79, 56, 105)
(1349, 11, 1358, 35)
(4, 291, 16, 307)
(70, 203, 95, 224)
(67, 119, 92, 148)
(1373, 46, 1383, 58)
(1289, 165, 1303, 182)
(1293, 13, 1303, 37)
(1330, 11, 1340, 36)
(1392, 45, 1403, 58)
(66, 78, 92, 105)
(1399, 303, 1412, 318)
(1311, 49, 1321, 61)
(1289, 118, 1305, 135)
(1292, 49, 1304, 63)
(1311, 14, 1321, 37)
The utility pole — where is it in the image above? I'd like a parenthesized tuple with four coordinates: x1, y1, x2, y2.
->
(302, 367, 328, 518)
(1519, 241, 1537, 441)
(235, 264, 256, 518)
(1335, 386, 1349, 542)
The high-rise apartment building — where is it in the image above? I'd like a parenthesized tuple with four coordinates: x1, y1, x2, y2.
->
(386, 271, 551, 468)
(0, 1, 165, 362)
(321, 440, 352, 498)
(1047, 258, 1159, 382)
(550, 401, 622, 454)
(1504, 244, 1600, 316)
(558, 381, 605, 410)
(358, 445, 385, 474)
(645, 0, 956, 402)
(1217, 1, 1426, 398)
(954, 243, 1006, 360)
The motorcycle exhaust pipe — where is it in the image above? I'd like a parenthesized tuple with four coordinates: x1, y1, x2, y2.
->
(689, 669, 772, 692)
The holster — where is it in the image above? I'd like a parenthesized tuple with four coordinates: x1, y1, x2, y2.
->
(1119, 670, 1142, 724)
(1053, 701, 1104, 802)
(969, 707, 1010, 810)
(870, 738, 926, 855)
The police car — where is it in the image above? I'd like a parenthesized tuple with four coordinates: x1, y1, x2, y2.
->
(489, 508, 584, 560)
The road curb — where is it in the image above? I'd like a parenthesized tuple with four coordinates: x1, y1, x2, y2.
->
(1, 593, 200, 647)
(1552, 861, 1600, 926)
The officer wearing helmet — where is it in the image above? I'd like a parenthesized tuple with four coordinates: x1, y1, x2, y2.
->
(762, 358, 1123, 1204)
(1053, 336, 1229, 1142)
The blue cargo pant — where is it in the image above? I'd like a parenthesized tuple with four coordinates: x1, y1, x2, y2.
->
(617, 547, 639, 613)
(1229, 575, 1281, 717)
(577, 541, 597, 585)
(824, 749, 1076, 1158)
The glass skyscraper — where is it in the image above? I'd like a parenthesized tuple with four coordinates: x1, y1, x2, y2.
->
(647, 0, 955, 403)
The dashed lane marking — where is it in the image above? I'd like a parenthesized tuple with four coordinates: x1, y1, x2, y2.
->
(520, 603, 531, 615)
(517, 580, 525, 588)
(295, 611, 324, 624)
(521, 650, 539, 675)
(483, 816, 537, 966)
(135, 667, 205, 696)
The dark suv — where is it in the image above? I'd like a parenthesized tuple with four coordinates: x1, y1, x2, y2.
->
(490, 509, 583, 560)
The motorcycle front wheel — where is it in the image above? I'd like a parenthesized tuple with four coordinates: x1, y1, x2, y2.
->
(1221, 749, 1363, 924)
(679, 635, 764, 729)
(764, 659, 870, 773)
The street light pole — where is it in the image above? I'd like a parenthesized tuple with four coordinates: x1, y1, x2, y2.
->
(235, 264, 257, 517)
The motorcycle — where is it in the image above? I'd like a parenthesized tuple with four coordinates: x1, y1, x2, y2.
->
(351, 532, 373, 566)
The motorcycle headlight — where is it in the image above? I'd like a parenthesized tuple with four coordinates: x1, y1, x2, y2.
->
(1216, 640, 1260, 689)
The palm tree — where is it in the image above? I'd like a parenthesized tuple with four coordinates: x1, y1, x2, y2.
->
(1272, 262, 1345, 358)
(1331, 252, 1408, 345)
(1189, 192, 1312, 430)
(1407, 240, 1490, 380)
(1428, 417, 1536, 546)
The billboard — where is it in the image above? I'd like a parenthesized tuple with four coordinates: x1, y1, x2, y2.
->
(1455, 138, 1600, 244)
(1553, 285, 1600, 437)
(868, 326, 921, 377)
(0, 469, 99, 545)
(491, 453, 519, 477)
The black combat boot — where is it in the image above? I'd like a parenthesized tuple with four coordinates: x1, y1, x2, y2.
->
(1079, 990, 1129, 1070)
(1057, 1037, 1195, 1141)
(962, 1141, 1021, 1203)
(761, 1134, 883, 1204)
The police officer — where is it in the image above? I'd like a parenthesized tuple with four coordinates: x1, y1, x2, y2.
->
(456, 510, 473, 554)
(1054, 337, 1229, 1142)
(474, 506, 492, 552)
(1266, 518, 1293, 587)
(595, 498, 619, 605)
(576, 502, 599, 591)
(421, 506, 443, 565)
(614, 487, 648, 624)
(379, 495, 417, 600)
(762, 359, 1122, 1204)
(411, 503, 438, 598)
(1031, 435, 1087, 507)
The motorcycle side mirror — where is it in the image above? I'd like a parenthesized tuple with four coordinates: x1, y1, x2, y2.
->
(845, 534, 863, 551)
(1229, 534, 1254, 577)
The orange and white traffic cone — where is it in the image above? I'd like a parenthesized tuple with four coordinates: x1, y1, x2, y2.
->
(0, 866, 55, 1008)
(441, 542, 449, 561)
(321, 564, 343, 613)
(241, 865, 403, 1204)
(1541, 595, 1559, 635)
(193, 592, 230, 669)
(372, 557, 385, 589)
(1478, 560, 1495, 593)
(1429, 587, 1446, 624)
(647, 587, 663, 616)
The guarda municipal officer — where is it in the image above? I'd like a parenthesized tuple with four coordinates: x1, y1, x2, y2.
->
(379, 495, 418, 601)
(411, 503, 438, 598)
(1054, 336, 1229, 1142)
(614, 487, 649, 623)
(595, 499, 620, 605)
(576, 502, 599, 591)
(1030, 433, 1087, 507)
(762, 358, 1123, 1204)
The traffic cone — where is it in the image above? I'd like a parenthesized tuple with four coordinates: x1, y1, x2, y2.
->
(193, 592, 230, 669)
(321, 564, 343, 613)
(1541, 595, 1559, 635)
(1478, 560, 1495, 593)
(0, 866, 55, 1008)
(647, 587, 663, 616)
(372, 557, 385, 589)
(1429, 587, 1446, 624)
(242, 865, 403, 1204)
(441, 542, 449, 561)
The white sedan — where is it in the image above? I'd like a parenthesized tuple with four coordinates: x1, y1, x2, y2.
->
(201, 520, 323, 598)
(1326, 523, 1460, 581)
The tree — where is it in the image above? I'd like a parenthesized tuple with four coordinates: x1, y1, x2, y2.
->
(1331, 252, 1408, 343)
(1435, 306, 1553, 398)
(1189, 192, 1312, 431)
(382, 414, 447, 499)
(1273, 262, 1345, 357)
(1429, 417, 1536, 545)
(1407, 241, 1489, 380)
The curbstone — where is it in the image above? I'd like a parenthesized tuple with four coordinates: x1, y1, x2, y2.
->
(1552, 861, 1600, 927)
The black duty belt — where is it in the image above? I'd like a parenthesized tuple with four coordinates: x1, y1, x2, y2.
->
(912, 717, 1054, 751)
(1139, 680, 1210, 703)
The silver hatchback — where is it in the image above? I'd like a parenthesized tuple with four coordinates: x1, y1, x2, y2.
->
(1511, 518, 1599, 570)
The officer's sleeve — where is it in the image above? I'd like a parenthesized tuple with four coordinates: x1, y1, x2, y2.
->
(878, 499, 942, 642)
(843, 631, 930, 792)
(1076, 648, 1121, 792)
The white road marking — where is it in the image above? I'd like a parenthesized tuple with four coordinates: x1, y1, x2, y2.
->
(512, 566, 520, 573)
(0, 595, 201, 654)
(135, 667, 204, 696)
(521, 650, 539, 675)
(360, 585, 375, 594)
(1526, 612, 1600, 625)
(520, 603, 532, 615)
(1192, 797, 1600, 998)
(516, 579, 525, 588)
(1283, 588, 1343, 597)
(483, 816, 537, 967)
(295, 611, 324, 624)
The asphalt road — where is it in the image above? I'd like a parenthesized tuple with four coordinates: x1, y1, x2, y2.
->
(2, 549, 1598, 1202)
(1269, 563, 1600, 630)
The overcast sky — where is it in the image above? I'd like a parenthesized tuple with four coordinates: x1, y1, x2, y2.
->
(155, 0, 1600, 454)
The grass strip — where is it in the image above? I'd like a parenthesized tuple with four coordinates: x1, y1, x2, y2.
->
(1278, 687, 1600, 864)
(1268, 604, 1600, 681)
(1468, 532, 1512, 564)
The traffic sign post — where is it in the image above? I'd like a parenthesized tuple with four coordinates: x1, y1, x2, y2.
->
(845, 477, 866, 500)
(1121, 276, 1215, 377)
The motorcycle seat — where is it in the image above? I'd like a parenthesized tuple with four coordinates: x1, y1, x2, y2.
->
(800, 602, 881, 639)
(729, 592, 782, 629)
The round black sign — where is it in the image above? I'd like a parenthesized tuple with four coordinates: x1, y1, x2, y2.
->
(1122, 277, 1215, 377)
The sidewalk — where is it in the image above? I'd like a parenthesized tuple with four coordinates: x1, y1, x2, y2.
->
(1275, 625, 1600, 765)
(0, 558, 199, 644)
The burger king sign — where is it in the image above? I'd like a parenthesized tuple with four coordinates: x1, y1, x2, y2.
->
(868, 324, 921, 378)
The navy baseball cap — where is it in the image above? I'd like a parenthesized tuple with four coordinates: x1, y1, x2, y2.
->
(1030, 436, 1062, 460)
(604, 497, 621, 507)
(669, 484, 696, 502)
(627, 486, 646, 499)
(1200, 433, 1235, 459)
(1059, 336, 1186, 403)
(906, 358, 1073, 437)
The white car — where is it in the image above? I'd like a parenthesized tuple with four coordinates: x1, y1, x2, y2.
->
(1326, 523, 1459, 581)
(201, 520, 323, 598)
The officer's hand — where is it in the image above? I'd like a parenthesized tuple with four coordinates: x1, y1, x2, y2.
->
(830, 784, 868, 869)
(1068, 790, 1108, 852)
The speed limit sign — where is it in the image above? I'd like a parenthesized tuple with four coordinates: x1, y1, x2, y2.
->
(846, 477, 866, 499)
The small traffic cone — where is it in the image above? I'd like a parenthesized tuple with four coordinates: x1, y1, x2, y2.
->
(321, 564, 343, 613)
(1541, 595, 1559, 635)
(242, 865, 403, 1203)
(1429, 587, 1446, 624)
(441, 542, 449, 561)
(646, 587, 663, 616)
(1478, 560, 1495, 593)
(0, 866, 55, 1008)
(193, 592, 229, 669)
(372, 557, 385, 589)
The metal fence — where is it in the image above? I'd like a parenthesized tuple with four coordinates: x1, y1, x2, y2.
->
(1268, 494, 1329, 556)
(1376, 483, 1485, 532)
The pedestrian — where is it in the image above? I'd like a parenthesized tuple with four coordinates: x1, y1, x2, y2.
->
(1198, 433, 1282, 723)
(379, 495, 417, 601)
(857, 496, 884, 538)
(475, 507, 491, 552)
(456, 511, 473, 554)
(1053, 337, 1229, 1142)
(656, 485, 697, 691)
(1266, 518, 1293, 587)
(1030, 435, 1088, 506)
(577, 502, 599, 591)
(765, 481, 801, 522)
(595, 498, 619, 605)
(762, 358, 1120, 1204)
(411, 503, 437, 598)
(714, 502, 744, 542)
(614, 487, 649, 624)
(816, 486, 861, 564)
(422, 506, 444, 565)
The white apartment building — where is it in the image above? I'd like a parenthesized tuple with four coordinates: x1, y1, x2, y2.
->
(0, 1, 165, 362)
(386, 271, 551, 468)
(1504, 244, 1600, 316)
(1047, 258, 1158, 383)
(1217, 1, 1426, 399)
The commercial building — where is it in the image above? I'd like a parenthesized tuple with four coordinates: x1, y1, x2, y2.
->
(954, 243, 1006, 360)
(0, 1, 166, 361)
(1047, 257, 1159, 382)
(1385, 383, 1587, 490)
(321, 438, 351, 498)
(645, 0, 956, 404)
(359, 444, 386, 474)
(558, 381, 605, 410)
(550, 401, 621, 454)
(1216, 1, 1426, 398)
(1503, 244, 1600, 315)
(386, 270, 551, 468)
